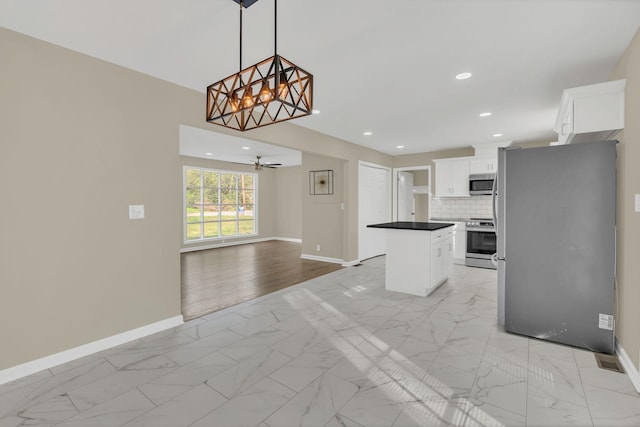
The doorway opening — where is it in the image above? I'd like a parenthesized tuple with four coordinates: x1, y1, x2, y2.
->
(392, 166, 432, 222)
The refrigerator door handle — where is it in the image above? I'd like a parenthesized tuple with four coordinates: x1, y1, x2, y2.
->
(491, 167, 499, 267)
(492, 169, 498, 227)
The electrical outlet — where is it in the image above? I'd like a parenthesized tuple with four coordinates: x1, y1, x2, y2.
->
(316, 244, 321, 252)
(129, 205, 145, 219)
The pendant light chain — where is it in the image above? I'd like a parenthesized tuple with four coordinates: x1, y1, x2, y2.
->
(239, 0, 243, 71)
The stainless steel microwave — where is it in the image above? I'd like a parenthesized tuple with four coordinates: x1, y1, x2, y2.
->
(469, 173, 495, 195)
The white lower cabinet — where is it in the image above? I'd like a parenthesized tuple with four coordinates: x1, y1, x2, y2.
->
(384, 226, 454, 297)
(430, 240, 445, 287)
(430, 227, 453, 286)
(453, 221, 466, 264)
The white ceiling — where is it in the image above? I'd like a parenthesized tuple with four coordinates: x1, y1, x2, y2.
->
(1, 0, 639, 157)
(179, 125, 301, 166)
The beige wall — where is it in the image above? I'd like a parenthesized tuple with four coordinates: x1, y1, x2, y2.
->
(0, 28, 191, 369)
(412, 170, 429, 186)
(274, 166, 302, 239)
(301, 153, 345, 259)
(610, 28, 640, 369)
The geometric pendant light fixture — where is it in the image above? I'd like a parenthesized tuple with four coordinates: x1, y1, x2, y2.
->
(206, 0, 313, 131)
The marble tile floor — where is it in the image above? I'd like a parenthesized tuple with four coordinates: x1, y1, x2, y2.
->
(2, 257, 639, 426)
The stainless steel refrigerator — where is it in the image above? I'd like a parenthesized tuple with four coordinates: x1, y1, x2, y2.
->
(494, 140, 616, 354)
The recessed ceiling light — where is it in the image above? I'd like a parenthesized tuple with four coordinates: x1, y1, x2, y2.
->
(479, 112, 492, 117)
(493, 133, 503, 137)
(205, 152, 213, 156)
(312, 109, 320, 115)
(242, 146, 250, 150)
(396, 145, 405, 149)
(363, 131, 373, 136)
(455, 72, 472, 80)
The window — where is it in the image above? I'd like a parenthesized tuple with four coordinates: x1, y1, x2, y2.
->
(184, 167, 257, 241)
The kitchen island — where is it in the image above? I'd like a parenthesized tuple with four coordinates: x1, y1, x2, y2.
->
(367, 221, 454, 297)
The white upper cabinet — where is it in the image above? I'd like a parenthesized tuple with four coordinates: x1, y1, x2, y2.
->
(555, 79, 626, 145)
(469, 157, 497, 174)
(434, 158, 469, 197)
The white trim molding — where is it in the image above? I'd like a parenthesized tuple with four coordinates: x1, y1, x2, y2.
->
(300, 254, 362, 267)
(181, 236, 301, 253)
(273, 237, 302, 243)
(616, 339, 640, 393)
(0, 315, 184, 385)
(300, 254, 344, 265)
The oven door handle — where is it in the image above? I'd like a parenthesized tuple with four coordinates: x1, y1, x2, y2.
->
(491, 253, 498, 266)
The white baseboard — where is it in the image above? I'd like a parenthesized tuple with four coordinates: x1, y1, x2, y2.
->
(273, 237, 302, 243)
(0, 315, 184, 385)
(300, 254, 345, 264)
(181, 237, 272, 252)
(180, 236, 301, 253)
(299, 256, 362, 267)
(615, 339, 640, 393)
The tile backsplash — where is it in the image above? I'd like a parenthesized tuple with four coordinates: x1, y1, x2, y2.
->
(430, 195, 493, 219)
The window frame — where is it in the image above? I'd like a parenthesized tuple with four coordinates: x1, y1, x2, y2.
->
(183, 166, 258, 244)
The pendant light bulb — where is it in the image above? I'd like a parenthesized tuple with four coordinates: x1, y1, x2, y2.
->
(242, 86, 254, 108)
(278, 71, 289, 100)
(230, 91, 240, 112)
(259, 80, 273, 103)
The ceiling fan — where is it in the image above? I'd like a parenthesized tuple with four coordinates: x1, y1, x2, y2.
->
(247, 155, 282, 171)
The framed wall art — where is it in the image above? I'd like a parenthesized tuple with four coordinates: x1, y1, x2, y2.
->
(309, 169, 334, 195)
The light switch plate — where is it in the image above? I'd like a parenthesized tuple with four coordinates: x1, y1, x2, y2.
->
(129, 205, 145, 219)
(635, 194, 640, 213)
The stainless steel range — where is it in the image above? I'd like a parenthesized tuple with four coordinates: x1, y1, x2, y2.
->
(465, 218, 496, 269)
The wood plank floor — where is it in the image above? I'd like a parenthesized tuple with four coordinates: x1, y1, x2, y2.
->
(180, 240, 344, 320)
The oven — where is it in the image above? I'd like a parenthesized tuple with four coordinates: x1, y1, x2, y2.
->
(465, 219, 497, 269)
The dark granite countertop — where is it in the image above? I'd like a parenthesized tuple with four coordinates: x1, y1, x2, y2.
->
(367, 221, 455, 231)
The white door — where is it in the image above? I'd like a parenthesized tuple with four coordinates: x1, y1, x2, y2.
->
(397, 171, 414, 221)
(359, 163, 391, 261)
